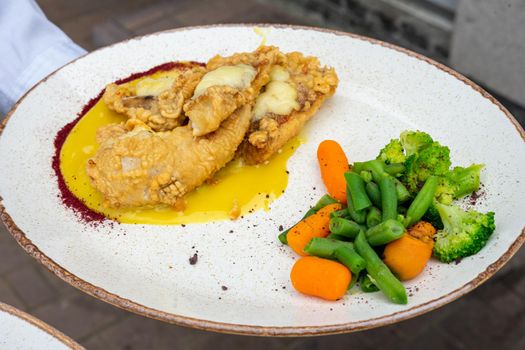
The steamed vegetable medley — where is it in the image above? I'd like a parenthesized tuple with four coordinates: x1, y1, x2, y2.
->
(279, 131, 495, 304)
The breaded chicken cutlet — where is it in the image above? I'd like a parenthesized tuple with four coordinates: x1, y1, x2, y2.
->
(87, 45, 338, 208)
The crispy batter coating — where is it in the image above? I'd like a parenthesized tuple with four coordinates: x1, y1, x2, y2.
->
(86, 105, 251, 208)
(184, 46, 282, 136)
(242, 51, 339, 164)
(103, 63, 205, 132)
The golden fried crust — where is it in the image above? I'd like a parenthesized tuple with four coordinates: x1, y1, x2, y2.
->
(184, 85, 246, 136)
(86, 105, 251, 208)
(184, 46, 283, 136)
(243, 51, 339, 164)
(102, 63, 206, 132)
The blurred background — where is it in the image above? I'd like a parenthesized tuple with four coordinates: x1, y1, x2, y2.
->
(1, 0, 524, 349)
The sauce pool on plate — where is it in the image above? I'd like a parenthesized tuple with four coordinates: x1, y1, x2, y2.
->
(58, 69, 302, 225)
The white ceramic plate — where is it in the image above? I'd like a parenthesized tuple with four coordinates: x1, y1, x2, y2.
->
(1, 25, 524, 336)
(0, 302, 82, 349)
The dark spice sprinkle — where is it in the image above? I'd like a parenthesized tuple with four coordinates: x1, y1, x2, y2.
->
(278, 225, 284, 231)
(189, 253, 198, 265)
(265, 194, 270, 199)
(221, 285, 228, 291)
(454, 258, 463, 265)
(181, 224, 186, 227)
(229, 230, 234, 233)
(285, 170, 289, 174)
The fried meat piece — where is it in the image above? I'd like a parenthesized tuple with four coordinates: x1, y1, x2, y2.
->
(103, 62, 206, 132)
(86, 105, 251, 208)
(183, 46, 282, 136)
(242, 51, 339, 164)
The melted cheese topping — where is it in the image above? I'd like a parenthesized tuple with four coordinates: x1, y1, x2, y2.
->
(135, 70, 181, 96)
(253, 66, 299, 120)
(193, 64, 256, 97)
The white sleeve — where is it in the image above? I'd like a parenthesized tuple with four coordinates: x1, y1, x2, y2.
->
(0, 0, 86, 115)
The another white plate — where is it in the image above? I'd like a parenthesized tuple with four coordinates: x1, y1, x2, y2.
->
(1, 25, 524, 336)
(0, 302, 82, 349)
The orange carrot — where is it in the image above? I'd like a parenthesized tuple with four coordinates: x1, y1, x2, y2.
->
(287, 203, 342, 256)
(383, 222, 435, 281)
(317, 140, 349, 203)
(290, 256, 351, 301)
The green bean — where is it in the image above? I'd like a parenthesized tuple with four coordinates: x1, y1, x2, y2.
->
(354, 231, 407, 304)
(365, 181, 382, 208)
(404, 176, 439, 227)
(346, 187, 366, 224)
(397, 205, 407, 215)
(351, 162, 366, 174)
(394, 178, 411, 203)
(360, 171, 373, 183)
(278, 194, 338, 244)
(335, 242, 367, 276)
(365, 219, 405, 246)
(304, 238, 340, 259)
(329, 217, 363, 239)
(366, 207, 382, 228)
(304, 238, 366, 275)
(345, 172, 372, 211)
(327, 233, 349, 241)
(330, 209, 350, 219)
(379, 176, 398, 221)
(384, 163, 406, 176)
(364, 159, 389, 182)
(360, 274, 380, 293)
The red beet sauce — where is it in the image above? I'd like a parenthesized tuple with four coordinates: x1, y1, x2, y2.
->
(51, 61, 205, 224)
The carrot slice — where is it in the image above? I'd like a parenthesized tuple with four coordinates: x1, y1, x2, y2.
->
(317, 140, 349, 203)
(287, 203, 342, 256)
(291, 256, 351, 301)
(383, 233, 433, 281)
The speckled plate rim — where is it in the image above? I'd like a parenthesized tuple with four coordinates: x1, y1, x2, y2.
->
(0, 301, 84, 349)
(1, 24, 524, 337)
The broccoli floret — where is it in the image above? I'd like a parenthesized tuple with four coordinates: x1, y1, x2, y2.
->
(377, 139, 406, 164)
(400, 130, 434, 157)
(434, 164, 484, 204)
(403, 142, 451, 193)
(449, 164, 484, 198)
(435, 176, 456, 205)
(433, 202, 495, 263)
(423, 202, 444, 229)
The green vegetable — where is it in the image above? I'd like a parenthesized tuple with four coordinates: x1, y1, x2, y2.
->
(329, 217, 363, 240)
(365, 219, 405, 246)
(399, 130, 434, 157)
(330, 209, 350, 219)
(327, 233, 349, 241)
(346, 187, 366, 224)
(360, 171, 373, 183)
(433, 202, 495, 263)
(435, 164, 484, 204)
(404, 176, 439, 227)
(304, 238, 366, 275)
(278, 194, 338, 244)
(394, 178, 411, 203)
(379, 176, 398, 221)
(366, 207, 382, 228)
(345, 172, 372, 211)
(354, 231, 407, 304)
(385, 163, 406, 176)
(360, 274, 379, 293)
(377, 139, 406, 164)
(365, 182, 382, 208)
(403, 142, 451, 194)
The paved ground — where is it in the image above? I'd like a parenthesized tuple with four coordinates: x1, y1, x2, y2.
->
(0, 0, 524, 348)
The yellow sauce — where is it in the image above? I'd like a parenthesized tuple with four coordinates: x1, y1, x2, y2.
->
(60, 72, 302, 225)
